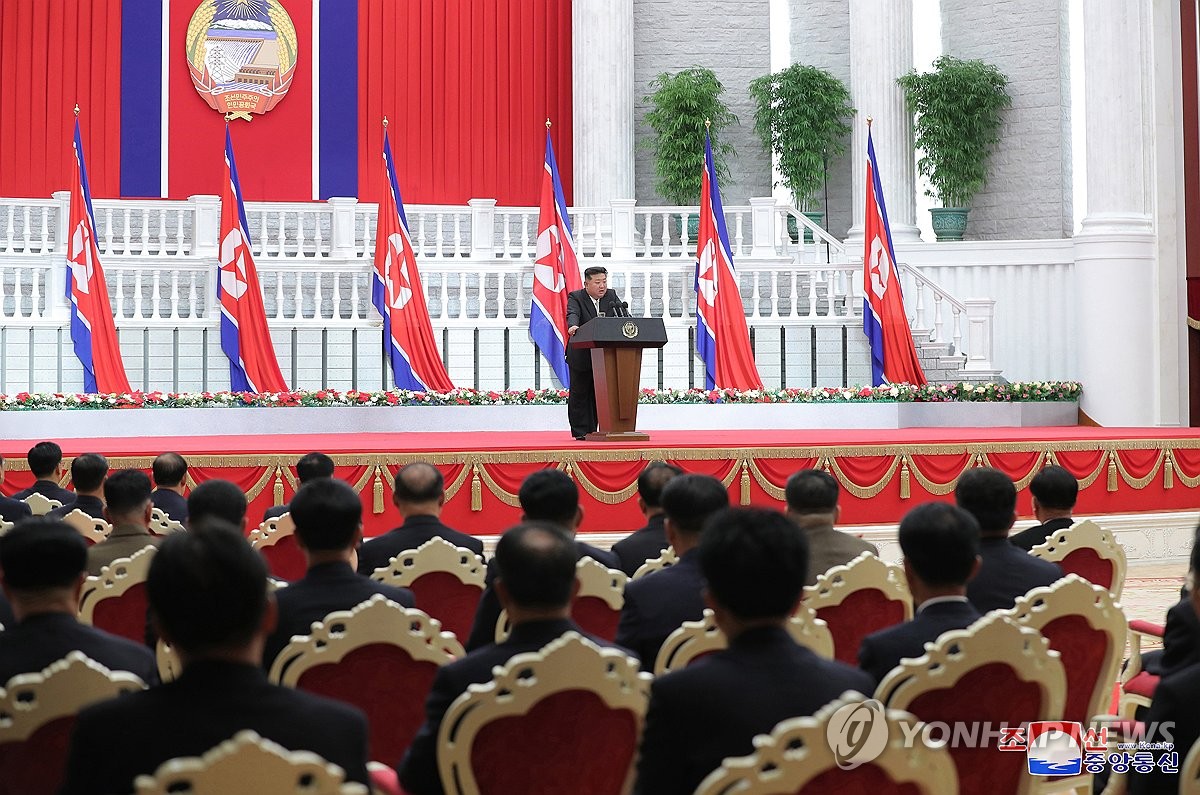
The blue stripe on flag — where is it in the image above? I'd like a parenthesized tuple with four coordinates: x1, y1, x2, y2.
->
(120, 0, 163, 197)
(319, 1, 358, 199)
(529, 305, 570, 387)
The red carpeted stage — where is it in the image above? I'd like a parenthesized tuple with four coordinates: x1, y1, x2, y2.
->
(3, 426, 1198, 537)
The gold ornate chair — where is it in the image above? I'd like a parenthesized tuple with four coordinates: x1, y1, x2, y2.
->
(61, 507, 112, 546)
(438, 632, 650, 795)
(250, 513, 306, 582)
(694, 693, 958, 795)
(131, 729, 368, 795)
(78, 546, 157, 645)
(149, 507, 185, 536)
(0, 518, 12, 536)
(1181, 738, 1200, 795)
(21, 493, 62, 516)
(369, 538, 485, 643)
(496, 557, 628, 643)
(631, 547, 678, 580)
(804, 552, 912, 665)
(0, 652, 147, 795)
(876, 613, 1067, 795)
(1030, 519, 1127, 600)
(155, 640, 182, 684)
(654, 606, 834, 675)
(269, 595, 461, 765)
(1118, 619, 1165, 720)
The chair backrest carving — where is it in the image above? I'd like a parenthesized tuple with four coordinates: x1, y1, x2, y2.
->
(803, 552, 912, 665)
(62, 508, 112, 546)
(22, 493, 61, 516)
(149, 507, 185, 536)
(1030, 520, 1127, 599)
(631, 547, 678, 580)
(654, 606, 834, 675)
(131, 729, 368, 795)
(438, 631, 650, 795)
(369, 538, 485, 642)
(694, 693, 958, 795)
(250, 513, 306, 582)
(269, 595, 461, 765)
(496, 557, 628, 643)
(77, 546, 157, 645)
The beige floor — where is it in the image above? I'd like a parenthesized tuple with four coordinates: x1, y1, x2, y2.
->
(1119, 561, 1188, 651)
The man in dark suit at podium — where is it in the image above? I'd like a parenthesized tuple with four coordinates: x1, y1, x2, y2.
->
(566, 266, 624, 440)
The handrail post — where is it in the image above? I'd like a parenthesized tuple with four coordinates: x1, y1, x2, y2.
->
(962, 298, 996, 372)
(327, 197, 359, 259)
(468, 199, 496, 260)
(189, 195, 221, 318)
(48, 190, 72, 319)
(748, 197, 778, 259)
(610, 199, 636, 262)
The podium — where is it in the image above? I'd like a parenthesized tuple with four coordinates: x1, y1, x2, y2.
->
(570, 317, 667, 441)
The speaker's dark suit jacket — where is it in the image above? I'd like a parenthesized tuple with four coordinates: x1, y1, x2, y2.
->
(635, 625, 875, 795)
(565, 288, 622, 370)
(0, 612, 159, 686)
(966, 537, 1062, 614)
(611, 514, 668, 577)
(398, 618, 631, 795)
(1131, 660, 1200, 794)
(0, 494, 31, 523)
(12, 479, 77, 505)
(1009, 516, 1073, 553)
(60, 660, 370, 795)
(463, 540, 621, 651)
(356, 514, 485, 577)
(615, 549, 706, 670)
(263, 561, 414, 669)
(857, 597, 982, 684)
(150, 488, 189, 523)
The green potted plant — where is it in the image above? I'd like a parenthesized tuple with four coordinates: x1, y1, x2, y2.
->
(643, 67, 737, 240)
(750, 63, 854, 242)
(897, 55, 1011, 241)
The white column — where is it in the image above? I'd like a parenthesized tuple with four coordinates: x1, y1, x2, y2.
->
(847, 0, 920, 243)
(572, 0, 634, 207)
(1073, 0, 1159, 425)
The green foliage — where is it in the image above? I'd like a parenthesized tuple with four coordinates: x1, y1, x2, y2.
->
(750, 64, 854, 210)
(897, 55, 1011, 208)
(643, 68, 738, 205)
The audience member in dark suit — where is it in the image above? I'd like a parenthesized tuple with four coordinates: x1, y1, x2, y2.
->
(88, 469, 161, 576)
(263, 478, 414, 669)
(150, 452, 189, 524)
(357, 462, 484, 576)
(956, 467, 1062, 614)
(611, 462, 682, 576)
(0, 589, 13, 628)
(565, 266, 624, 440)
(12, 440, 77, 505)
(1144, 593, 1200, 676)
(262, 452, 335, 522)
(1009, 465, 1077, 552)
(399, 521, 630, 795)
(464, 468, 620, 651)
(616, 473, 728, 670)
(186, 478, 248, 532)
(785, 468, 878, 586)
(635, 508, 874, 795)
(1132, 544, 1200, 794)
(0, 519, 158, 686)
(0, 454, 32, 523)
(60, 522, 371, 795)
(858, 503, 983, 684)
(47, 452, 107, 521)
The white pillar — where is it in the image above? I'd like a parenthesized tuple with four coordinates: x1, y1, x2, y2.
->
(847, 0, 920, 243)
(326, 197, 359, 259)
(468, 199, 497, 260)
(572, 0, 634, 207)
(1073, 0, 1158, 425)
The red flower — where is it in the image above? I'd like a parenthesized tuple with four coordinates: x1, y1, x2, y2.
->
(385, 392, 399, 405)
(357, 393, 371, 403)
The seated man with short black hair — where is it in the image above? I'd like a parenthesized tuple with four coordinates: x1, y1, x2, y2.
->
(263, 477, 414, 668)
(357, 461, 484, 576)
(48, 452, 108, 521)
(611, 461, 682, 576)
(463, 468, 620, 651)
(186, 478, 248, 532)
(60, 522, 370, 795)
(13, 440, 76, 505)
(399, 521, 629, 795)
(956, 467, 1062, 614)
(786, 468, 877, 585)
(1009, 464, 1078, 552)
(858, 502, 983, 684)
(0, 454, 32, 522)
(616, 473, 728, 669)
(0, 519, 158, 685)
(150, 452, 189, 524)
(262, 452, 335, 522)
(87, 469, 159, 576)
(635, 507, 874, 795)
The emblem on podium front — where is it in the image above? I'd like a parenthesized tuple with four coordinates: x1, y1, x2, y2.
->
(186, 0, 298, 121)
(622, 321, 639, 339)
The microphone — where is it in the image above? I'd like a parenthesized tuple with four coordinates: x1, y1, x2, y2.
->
(620, 302, 631, 317)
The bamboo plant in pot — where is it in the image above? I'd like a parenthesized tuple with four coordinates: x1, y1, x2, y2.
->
(643, 67, 737, 242)
(750, 63, 854, 243)
(897, 55, 1010, 241)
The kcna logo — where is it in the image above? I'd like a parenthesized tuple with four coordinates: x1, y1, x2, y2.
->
(1000, 721, 1108, 777)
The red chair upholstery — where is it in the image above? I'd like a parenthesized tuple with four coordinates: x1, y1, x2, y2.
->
(804, 552, 912, 665)
(439, 632, 649, 795)
(250, 513, 307, 582)
(77, 546, 156, 645)
(1030, 520, 1127, 599)
(496, 558, 627, 644)
(1119, 619, 1165, 719)
(369, 538, 485, 643)
(269, 595, 461, 765)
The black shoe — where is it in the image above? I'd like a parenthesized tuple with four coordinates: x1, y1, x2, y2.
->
(574, 435, 587, 441)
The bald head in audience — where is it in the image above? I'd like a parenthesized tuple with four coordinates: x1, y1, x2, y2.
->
(493, 522, 579, 623)
(393, 462, 446, 519)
